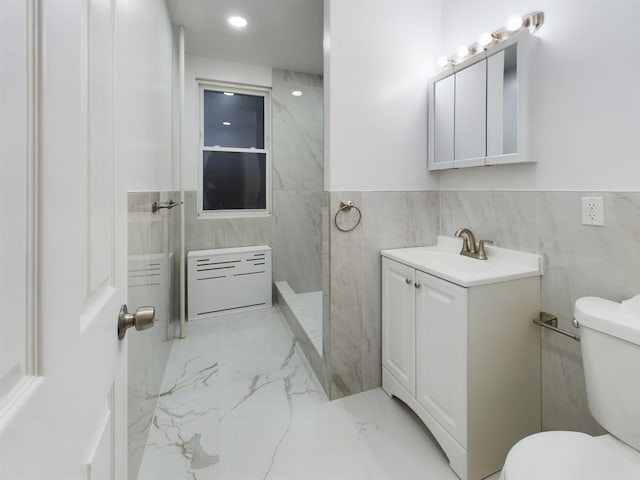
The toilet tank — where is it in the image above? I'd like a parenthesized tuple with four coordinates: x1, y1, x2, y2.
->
(574, 295, 640, 452)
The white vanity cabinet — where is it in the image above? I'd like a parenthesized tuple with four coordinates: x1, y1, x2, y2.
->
(415, 270, 469, 447)
(381, 250, 541, 480)
(381, 258, 416, 396)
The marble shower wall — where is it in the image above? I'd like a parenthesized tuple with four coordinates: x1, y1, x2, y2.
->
(183, 190, 273, 252)
(327, 191, 440, 399)
(272, 69, 324, 294)
(440, 190, 640, 434)
(182, 69, 323, 269)
(127, 191, 181, 479)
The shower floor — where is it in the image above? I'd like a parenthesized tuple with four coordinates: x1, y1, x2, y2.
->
(135, 307, 497, 480)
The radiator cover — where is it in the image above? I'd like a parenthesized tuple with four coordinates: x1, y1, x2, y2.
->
(187, 246, 272, 320)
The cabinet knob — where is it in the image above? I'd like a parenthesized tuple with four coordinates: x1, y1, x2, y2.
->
(405, 277, 412, 285)
(414, 282, 422, 289)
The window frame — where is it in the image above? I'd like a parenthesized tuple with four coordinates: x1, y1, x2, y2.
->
(197, 80, 272, 218)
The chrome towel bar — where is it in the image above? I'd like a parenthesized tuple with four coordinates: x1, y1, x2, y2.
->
(533, 312, 581, 342)
(152, 200, 183, 213)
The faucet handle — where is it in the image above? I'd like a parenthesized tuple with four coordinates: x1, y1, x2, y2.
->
(477, 240, 493, 260)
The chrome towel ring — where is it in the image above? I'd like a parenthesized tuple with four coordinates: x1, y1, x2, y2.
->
(334, 200, 362, 232)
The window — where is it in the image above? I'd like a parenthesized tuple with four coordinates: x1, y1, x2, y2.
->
(199, 83, 271, 216)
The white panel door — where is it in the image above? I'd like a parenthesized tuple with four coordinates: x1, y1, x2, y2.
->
(382, 258, 416, 396)
(0, 1, 130, 478)
(415, 271, 468, 447)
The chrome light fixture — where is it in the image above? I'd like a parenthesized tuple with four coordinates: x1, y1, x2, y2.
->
(436, 11, 544, 69)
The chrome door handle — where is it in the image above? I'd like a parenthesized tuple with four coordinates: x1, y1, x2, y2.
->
(117, 304, 155, 340)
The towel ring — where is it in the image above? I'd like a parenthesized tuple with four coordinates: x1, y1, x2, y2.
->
(334, 200, 362, 232)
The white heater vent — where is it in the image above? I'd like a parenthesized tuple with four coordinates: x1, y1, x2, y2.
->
(187, 246, 272, 320)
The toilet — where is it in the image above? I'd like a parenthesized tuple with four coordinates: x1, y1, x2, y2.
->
(500, 294, 640, 479)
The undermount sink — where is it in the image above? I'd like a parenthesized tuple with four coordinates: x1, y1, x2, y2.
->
(381, 235, 542, 287)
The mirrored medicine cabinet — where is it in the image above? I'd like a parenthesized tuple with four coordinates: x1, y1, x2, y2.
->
(428, 30, 531, 170)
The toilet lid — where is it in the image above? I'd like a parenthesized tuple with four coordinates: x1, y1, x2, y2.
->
(503, 431, 640, 480)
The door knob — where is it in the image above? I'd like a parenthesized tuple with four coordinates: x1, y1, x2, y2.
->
(405, 278, 412, 285)
(117, 304, 155, 340)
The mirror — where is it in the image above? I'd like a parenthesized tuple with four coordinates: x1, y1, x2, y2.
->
(428, 31, 530, 170)
(487, 43, 518, 157)
(454, 60, 487, 166)
(433, 75, 454, 166)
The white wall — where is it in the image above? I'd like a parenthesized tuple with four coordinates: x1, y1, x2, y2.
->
(119, 0, 175, 191)
(326, 0, 443, 192)
(182, 55, 272, 190)
(439, 0, 640, 191)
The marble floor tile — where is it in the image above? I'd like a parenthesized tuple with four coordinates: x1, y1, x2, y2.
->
(137, 318, 220, 480)
(136, 307, 497, 480)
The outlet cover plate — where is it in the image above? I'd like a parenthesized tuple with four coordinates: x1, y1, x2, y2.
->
(582, 196, 604, 226)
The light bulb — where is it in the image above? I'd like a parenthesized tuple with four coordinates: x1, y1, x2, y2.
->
(291, 90, 303, 97)
(457, 45, 470, 58)
(222, 121, 231, 126)
(478, 32, 495, 48)
(507, 15, 524, 32)
(223, 92, 235, 96)
(228, 16, 248, 28)
(437, 56, 450, 68)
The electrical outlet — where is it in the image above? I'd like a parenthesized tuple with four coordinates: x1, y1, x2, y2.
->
(582, 196, 605, 226)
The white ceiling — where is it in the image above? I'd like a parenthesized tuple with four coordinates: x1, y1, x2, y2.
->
(166, 0, 324, 75)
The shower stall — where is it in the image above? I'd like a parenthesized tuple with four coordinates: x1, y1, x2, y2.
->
(271, 68, 328, 383)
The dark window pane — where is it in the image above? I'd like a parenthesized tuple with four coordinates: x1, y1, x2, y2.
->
(203, 90, 265, 148)
(202, 151, 266, 210)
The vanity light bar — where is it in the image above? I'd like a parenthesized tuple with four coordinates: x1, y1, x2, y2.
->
(437, 11, 544, 69)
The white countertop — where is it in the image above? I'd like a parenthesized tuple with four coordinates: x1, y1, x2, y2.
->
(382, 236, 542, 287)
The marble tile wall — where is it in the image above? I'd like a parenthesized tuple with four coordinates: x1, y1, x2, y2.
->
(183, 190, 273, 252)
(271, 70, 324, 193)
(183, 69, 323, 283)
(127, 191, 181, 479)
(272, 190, 323, 292)
(327, 191, 440, 399)
(327, 189, 640, 434)
(440, 190, 640, 434)
(272, 69, 324, 294)
(182, 70, 326, 397)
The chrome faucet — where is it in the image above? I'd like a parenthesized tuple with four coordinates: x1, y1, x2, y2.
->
(454, 228, 493, 260)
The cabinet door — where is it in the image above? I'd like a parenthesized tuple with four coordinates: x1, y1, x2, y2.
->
(486, 36, 529, 165)
(415, 271, 469, 447)
(382, 258, 416, 396)
(432, 75, 455, 168)
(454, 60, 487, 167)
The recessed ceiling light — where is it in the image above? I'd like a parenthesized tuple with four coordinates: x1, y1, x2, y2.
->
(222, 121, 231, 126)
(291, 90, 303, 97)
(223, 92, 235, 96)
(228, 16, 247, 28)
